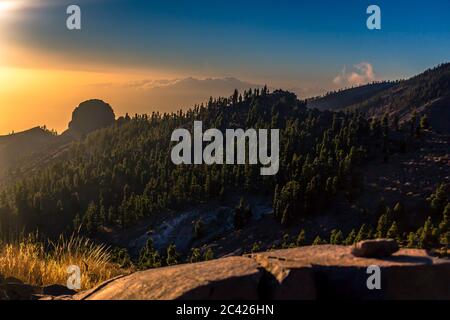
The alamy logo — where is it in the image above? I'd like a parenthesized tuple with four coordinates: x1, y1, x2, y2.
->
(66, 5, 81, 30)
(67, 265, 81, 290)
(366, 265, 381, 290)
(171, 121, 279, 176)
(366, 5, 381, 30)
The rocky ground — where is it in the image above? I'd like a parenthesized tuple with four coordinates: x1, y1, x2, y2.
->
(0, 276, 76, 300)
(30, 241, 450, 300)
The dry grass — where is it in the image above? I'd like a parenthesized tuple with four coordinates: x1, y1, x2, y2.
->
(0, 234, 127, 291)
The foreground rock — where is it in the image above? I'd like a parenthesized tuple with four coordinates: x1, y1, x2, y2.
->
(75, 256, 262, 300)
(251, 245, 450, 300)
(59, 245, 450, 300)
(0, 277, 39, 300)
(351, 239, 399, 258)
(0, 276, 77, 300)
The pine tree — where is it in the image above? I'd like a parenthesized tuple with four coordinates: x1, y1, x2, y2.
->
(407, 232, 418, 248)
(189, 248, 201, 263)
(375, 214, 389, 238)
(203, 248, 214, 261)
(345, 229, 356, 245)
(166, 244, 179, 266)
(387, 221, 399, 240)
(232, 89, 239, 105)
(251, 242, 261, 253)
(296, 229, 306, 246)
(111, 247, 132, 269)
(281, 234, 290, 249)
(312, 236, 326, 245)
(439, 211, 449, 235)
(429, 184, 448, 215)
(330, 229, 343, 245)
(138, 238, 161, 269)
(354, 224, 368, 243)
(419, 217, 437, 249)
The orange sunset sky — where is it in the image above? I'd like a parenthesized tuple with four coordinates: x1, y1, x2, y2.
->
(0, 43, 179, 134)
(1, 0, 448, 135)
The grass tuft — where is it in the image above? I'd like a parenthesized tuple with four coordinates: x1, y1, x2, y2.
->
(0, 234, 127, 291)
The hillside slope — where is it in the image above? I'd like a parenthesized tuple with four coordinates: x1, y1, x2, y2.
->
(306, 82, 396, 111)
(307, 63, 450, 133)
(0, 100, 118, 183)
(0, 127, 57, 176)
(351, 63, 450, 133)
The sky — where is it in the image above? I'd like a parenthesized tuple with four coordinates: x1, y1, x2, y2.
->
(0, 0, 449, 134)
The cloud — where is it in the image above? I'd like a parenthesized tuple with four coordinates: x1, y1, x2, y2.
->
(333, 62, 376, 87)
(92, 77, 261, 93)
(88, 77, 263, 115)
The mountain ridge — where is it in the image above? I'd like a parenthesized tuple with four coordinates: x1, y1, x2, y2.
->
(307, 63, 450, 132)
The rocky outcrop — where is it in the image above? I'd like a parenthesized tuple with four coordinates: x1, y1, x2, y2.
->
(59, 244, 450, 300)
(65, 99, 115, 138)
(75, 257, 261, 300)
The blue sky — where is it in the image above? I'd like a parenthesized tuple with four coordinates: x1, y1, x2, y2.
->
(7, 0, 450, 83)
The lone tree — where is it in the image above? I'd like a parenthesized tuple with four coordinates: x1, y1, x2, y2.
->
(166, 244, 179, 266)
(296, 229, 306, 246)
(189, 248, 202, 263)
(138, 238, 161, 269)
(203, 247, 214, 261)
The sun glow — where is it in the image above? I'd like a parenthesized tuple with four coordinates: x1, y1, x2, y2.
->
(0, 1, 19, 14)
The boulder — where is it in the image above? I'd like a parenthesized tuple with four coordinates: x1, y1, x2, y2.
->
(352, 239, 399, 258)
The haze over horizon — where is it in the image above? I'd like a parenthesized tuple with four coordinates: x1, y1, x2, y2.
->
(0, 0, 449, 134)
